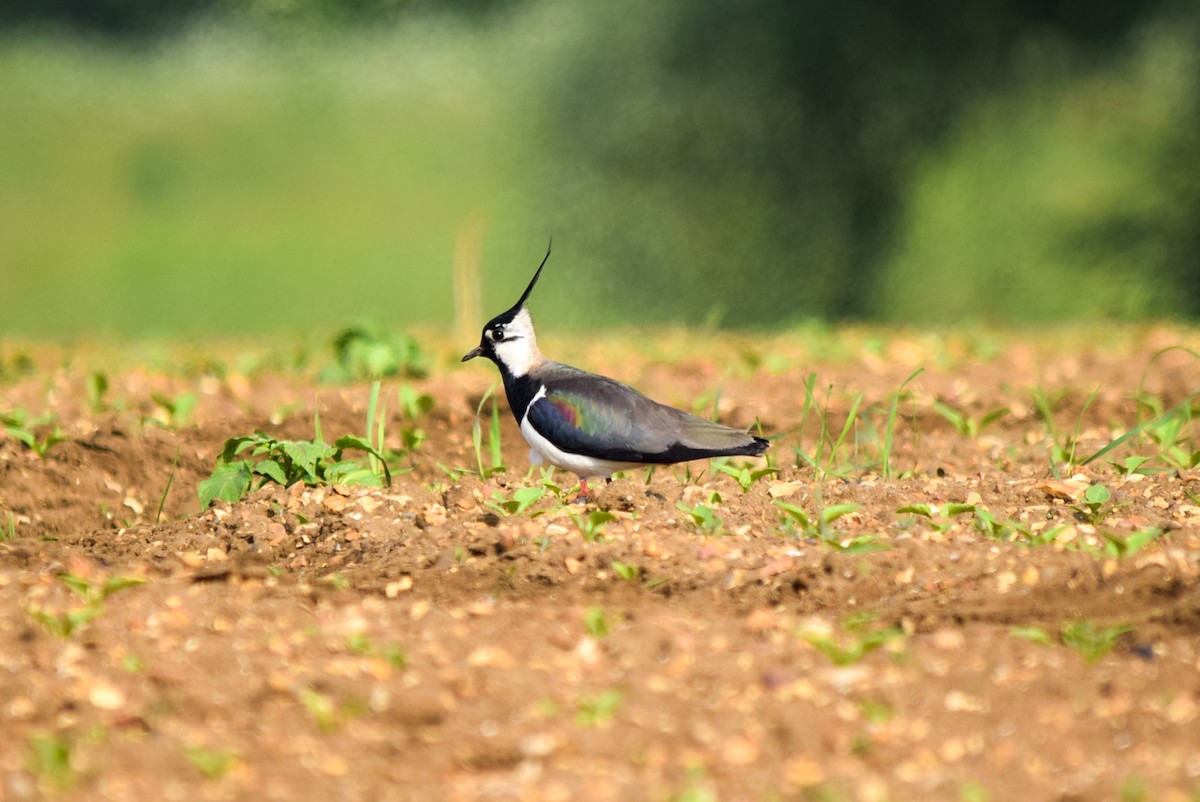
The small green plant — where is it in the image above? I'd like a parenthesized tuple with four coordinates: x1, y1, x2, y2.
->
(28, 734, 74, 789)
(1032, 385, 1100, 476)
(2, 511, 15, 541)
(1102, 528, 1164, 559)
(776, 500, 881, 552)
(932, 399, 1009, 439)
(344, 633, 406, 668)
(1071, 483, 1112, 525)
(859, 698, 893, 725)
(1009, 626, 1054, 646)
(298, 687, 340, 733)
(0, 350, 33, 383)
(86, 371, 110, 413)
(571, 509, 617, 542)
(1079, 390, 1198, 471)
(1119, 774, 1147, 802)
(396, 383, 435, 458)
(469, 385, 506, 479)
(198, 427, 390, 508)
(150, 391, 198, 428)
(610, 561, 639, 581)
(1144, 403, 1200, 471)
(60, 573, 148, 603)
(583, 605, 610, 639)
(321, 324, 429, 383)
(155, 448, 181, 523)
(881, 368, 923, 479)
(27, 605, 103, 639)
(186, 746, 238, 779)
(675, 501, 724, 535)
(712, 460, 778, 492)
(1061, 620, 1132, 664)
(1, 409, 68, 458)
(27, 573, 147, 639)
(670, 764, 718, 802)
(1109, 455, 1155, 476)
(801, 618, 905, 666)
(793, 378, 866, 480)
(960, 781, 990, 802)
(575, 688, 623, 727)
(487, 486, 546, 516)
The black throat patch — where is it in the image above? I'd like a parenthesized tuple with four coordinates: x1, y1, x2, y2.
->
(497, 364, 541, 422)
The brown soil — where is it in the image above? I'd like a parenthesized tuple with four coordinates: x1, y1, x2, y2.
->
(1, 328, 1199, 801)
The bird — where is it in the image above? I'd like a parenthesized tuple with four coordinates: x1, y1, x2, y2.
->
(461, 242, 769, 500)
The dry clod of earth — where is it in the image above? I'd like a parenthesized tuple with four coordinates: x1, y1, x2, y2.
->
(1, 329, 1199, 801)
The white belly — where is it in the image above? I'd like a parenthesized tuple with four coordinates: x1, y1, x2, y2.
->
(519, 411, 641, 479)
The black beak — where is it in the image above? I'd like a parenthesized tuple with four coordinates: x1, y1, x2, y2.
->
(461, 346, 484, 362)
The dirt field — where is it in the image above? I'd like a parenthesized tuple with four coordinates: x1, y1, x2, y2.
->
(1, 327, 1199, 802)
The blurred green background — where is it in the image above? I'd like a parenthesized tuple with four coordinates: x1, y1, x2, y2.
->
(2, 0, 1198, 337)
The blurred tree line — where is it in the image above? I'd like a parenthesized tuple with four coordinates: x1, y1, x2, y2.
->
(3, 0, 1197, 328)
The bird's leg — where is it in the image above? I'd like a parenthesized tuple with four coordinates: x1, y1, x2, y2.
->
(572, 477, 610, 505)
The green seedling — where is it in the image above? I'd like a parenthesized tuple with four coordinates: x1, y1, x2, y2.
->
(86, 371, 110, 413)
(583, 606, 610, 639)
(3, 511, 15, 541)
(793, 380, 866, 480)
(0, 351, 33, 383)
(28, 573, 147, 639)
(1144, 404, 1199, 471)
(150, 391, 197, 428)
(1108, 455, 1155, 476)
(675, 502, 724, 535)
(321, 325, 429, 383)
(1119, 774, 1148, 802)
(571, 509, 617, 542)
(487, 486, 546, 516)
(469, 386, 506, 479)
(198, 425, 390, 508)
(776, 500, 881, 552)
(670, 764, 717, 802)
(1072, 483, 1112, 525)
(344, 633, 406, 668)
(535, 468, 570, 504)
(396, 384, 435, 457)
(186, 746, 238, 779)
(1102, 528, 1164, 559)
(859, 698, 894, 725)
(1032, 385, 1100, 476)
(932, 399, 1009, 439)
(1061, 621, 1132, 664)
(610, 561, 639, 581)
(28, 734, 74, 789)
(713, 461, 778, 492)
(801, 620, 905, 666)
(59, 573, 147, 603)
(27, 605, 103, 639)
(960, 781, 991, 802)
(1, 409, 68, 459)
(575, 689, 623, 727)
(900, 501, 1065, 548)
(155, 448, 181, 523)
(1009, 626, 1054, 646)
(298, 687, 340, 733)
(882, 367, 923, 479)
(1080, 390, 1198, 470)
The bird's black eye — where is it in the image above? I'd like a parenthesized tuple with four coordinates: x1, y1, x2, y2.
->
(489, 327, 505, 343)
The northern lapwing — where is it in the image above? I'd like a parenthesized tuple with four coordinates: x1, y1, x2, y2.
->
(461, 243, 769, 499)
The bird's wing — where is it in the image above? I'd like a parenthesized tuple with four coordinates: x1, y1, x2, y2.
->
(525, 364, 765, 464)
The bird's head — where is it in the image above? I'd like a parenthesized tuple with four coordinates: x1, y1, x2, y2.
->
(461, 241, 550, 378)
